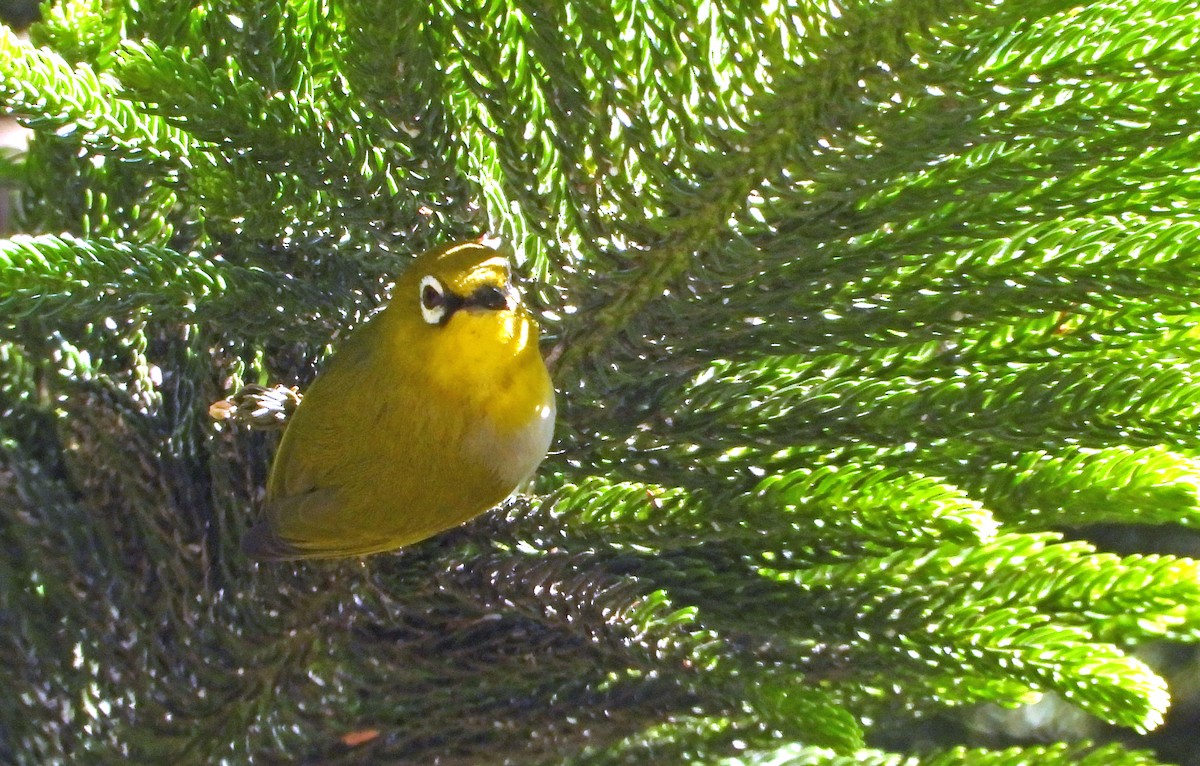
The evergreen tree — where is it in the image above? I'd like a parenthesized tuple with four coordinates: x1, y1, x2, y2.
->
(3, 1, 1200, 763)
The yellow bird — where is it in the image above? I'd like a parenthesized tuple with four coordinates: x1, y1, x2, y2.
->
(242, 240, 556, 560)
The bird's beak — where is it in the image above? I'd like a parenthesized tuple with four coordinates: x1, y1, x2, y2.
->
(501, 283, 520, 311)
(463, 283, 520, 312)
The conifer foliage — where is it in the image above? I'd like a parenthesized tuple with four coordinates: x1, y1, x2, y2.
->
(3, 1, 1200, 763)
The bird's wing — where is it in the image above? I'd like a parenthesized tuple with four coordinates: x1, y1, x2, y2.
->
(265, 326, 387, 500)
(242, 487, 399, 560)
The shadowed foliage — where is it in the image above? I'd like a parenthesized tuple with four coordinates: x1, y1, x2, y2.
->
(4, 1, 1200, 764)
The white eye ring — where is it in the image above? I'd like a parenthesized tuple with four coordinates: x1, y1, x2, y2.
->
(419, 275, 446, 325)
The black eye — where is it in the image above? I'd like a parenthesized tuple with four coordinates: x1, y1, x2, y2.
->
(422, 283, 443, 309)
(418, 275, 449, 325)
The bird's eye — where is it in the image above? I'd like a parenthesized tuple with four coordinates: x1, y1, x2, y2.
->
(422, 283, 443, 309)
(419, 275, 447, 325)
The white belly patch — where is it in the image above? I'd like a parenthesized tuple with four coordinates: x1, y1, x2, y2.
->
(464, 400, 556, 489)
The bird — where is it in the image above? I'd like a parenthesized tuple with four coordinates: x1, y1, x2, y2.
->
(241, 240, 556, 560)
